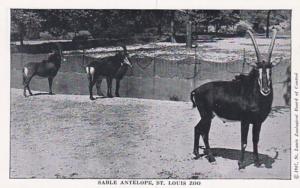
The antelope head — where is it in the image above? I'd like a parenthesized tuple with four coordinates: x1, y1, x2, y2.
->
(247, 29, 279, 96)
(53, 43, 67, 63)
(120, 45, 132, 67)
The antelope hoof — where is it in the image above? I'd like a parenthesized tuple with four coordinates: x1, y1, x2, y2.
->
(90, 96, 96, 101)
(49, 92, 55, 95)
(238, 160, 246, 170)
(254, 159, 261, 167)
(193, 149, 201, 159)
(115, 93, 120, 97)
(107, 94, 113, 98)
(97, 92, 104, 97)
(207, 155, 216, 163)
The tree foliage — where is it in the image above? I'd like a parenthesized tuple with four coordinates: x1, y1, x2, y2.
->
(11, 9, 291, 42)
(11, 9, 45, 45)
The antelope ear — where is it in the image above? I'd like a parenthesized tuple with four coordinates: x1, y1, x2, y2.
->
(271, 57, 283, 67)
(245, 60, 257, 67)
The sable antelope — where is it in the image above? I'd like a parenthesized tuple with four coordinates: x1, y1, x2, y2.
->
(190, 29, 280, 169)
(85, 46, 132, 100)
(22, 43, 65, 97)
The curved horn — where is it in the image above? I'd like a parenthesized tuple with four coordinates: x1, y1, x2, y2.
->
(268, 29, 277, 62)
(247, 30, 262, 63)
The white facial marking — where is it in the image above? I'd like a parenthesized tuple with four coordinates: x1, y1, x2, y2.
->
(266, 68, 270, 77)
(258, 68, 262, 87)
(124, 57, 131, 66)
(266, 68, 270, 84)
(261, 92, 269, 96)
(259, 68, 263, 80)
(24, 67, 28, 76)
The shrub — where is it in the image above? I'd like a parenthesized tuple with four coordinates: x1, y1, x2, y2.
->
(72, 30, 93, 43)
(234, 21, 252, 37)
(72, 35, 89, 43)
(169, 95, 180, 101)
(39, 31, 55, 40)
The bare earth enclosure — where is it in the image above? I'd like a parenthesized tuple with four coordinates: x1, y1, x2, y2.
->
(10, 89, 290, 179)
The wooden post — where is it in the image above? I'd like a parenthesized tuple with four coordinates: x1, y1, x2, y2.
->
(242, 48, 246, 73)
(193, 46, 197, 89)
(153, 56, 156, 97)
(82, 49, 85, 65)
(20, 46, 24, 67)
(186, 21, 192, 48)
(171, 20, 176, 43)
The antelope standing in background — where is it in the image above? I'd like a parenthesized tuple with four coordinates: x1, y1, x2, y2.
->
(22, 43, 65, 97)
(85, 46, 132, 100)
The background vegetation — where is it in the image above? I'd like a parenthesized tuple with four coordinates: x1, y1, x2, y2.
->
(11, 9, 291, 45)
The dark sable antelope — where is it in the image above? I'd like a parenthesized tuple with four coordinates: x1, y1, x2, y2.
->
(190, 29, 280, 169)
(23, 43, 65, 97)
(86, 46, 132, 100)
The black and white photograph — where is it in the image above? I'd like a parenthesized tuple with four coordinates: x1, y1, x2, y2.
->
(8, 8, 292, 179)
(1, 0, 300, 185)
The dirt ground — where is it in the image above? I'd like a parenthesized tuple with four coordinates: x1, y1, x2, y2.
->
(10, 88, 290, 179)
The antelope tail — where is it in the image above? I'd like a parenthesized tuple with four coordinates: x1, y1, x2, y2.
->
(22, 67, 27, 85)
(190, 91, 196, 108)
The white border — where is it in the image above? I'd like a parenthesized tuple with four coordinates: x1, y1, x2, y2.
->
(1, 0, 300, 187)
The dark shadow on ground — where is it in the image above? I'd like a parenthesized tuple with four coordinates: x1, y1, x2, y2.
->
(191, 147, 279, 178)
(90, 96, 110, 100)
(212, 147, 278, 168)
(195, 147, 278, 169)
(32, 92, 52, 96)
